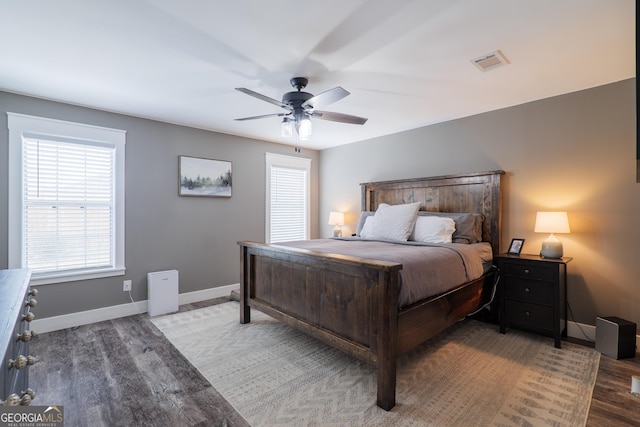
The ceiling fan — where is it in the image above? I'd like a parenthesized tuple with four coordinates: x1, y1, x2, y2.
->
(235, 77, 368, 140)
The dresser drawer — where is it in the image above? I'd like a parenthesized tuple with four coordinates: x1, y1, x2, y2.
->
(504, 300, 554, 330)
(501, 262, 555, 281)
(504, 278, 553, 305)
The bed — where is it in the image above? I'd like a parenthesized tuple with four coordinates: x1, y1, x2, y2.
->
(238, 170, 504, 410)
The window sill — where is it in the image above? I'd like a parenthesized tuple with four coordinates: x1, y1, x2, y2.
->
(30, 267, 126, 286)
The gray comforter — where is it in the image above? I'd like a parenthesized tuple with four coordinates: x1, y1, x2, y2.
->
(279, 238, 493, 308)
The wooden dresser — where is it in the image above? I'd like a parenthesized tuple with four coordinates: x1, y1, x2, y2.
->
(0, 269, 38, 406)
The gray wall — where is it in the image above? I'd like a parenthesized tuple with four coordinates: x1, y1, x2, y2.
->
(0, 91, 319, 318)
(319, 78, 638, 328)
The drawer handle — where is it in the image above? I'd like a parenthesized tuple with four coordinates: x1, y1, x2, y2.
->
(524, 269, 531, 275)
(524, 287, 530, 293)
(525, 311, 531, 316)
(9, 355, 27, 370)
(22, 388, 36, 401)
(19, 389, 35, 406)
(1, 393, 20, 406)
(8, 355, 37, 370)
(16, 330, 34, 342)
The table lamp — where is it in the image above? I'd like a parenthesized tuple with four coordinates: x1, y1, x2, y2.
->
(534, 211, 570, 258)
(328, 211, 344, 237)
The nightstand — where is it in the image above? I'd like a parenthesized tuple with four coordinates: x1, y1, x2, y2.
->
(498, 254, 572, 348)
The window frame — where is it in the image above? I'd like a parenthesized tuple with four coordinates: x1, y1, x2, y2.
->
(7, 113, 126, 285)
(265, 152, 311, 243)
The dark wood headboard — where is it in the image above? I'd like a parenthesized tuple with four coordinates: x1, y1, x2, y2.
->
(360, 170, 505, 255)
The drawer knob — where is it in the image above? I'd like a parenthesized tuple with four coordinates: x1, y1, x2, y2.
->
(2, 393, 20, 406)
(524, 269, 531, 275)
(9, 355, 27, 370)
(525, 311, 531, 316)
(28, 288, 38, 297)
(26, 298, 37, 308)
(16, 331, 33, 342)
(23, 311, 35, 322)
(8, 355, 36, 370)
(23, 389, 36, 400)
(524, 287, 530, 293)
(18, 389, 36, 406)
(19, 393, 31, 406)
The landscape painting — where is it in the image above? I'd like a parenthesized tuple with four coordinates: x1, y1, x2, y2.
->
(179, 156, 232, 198)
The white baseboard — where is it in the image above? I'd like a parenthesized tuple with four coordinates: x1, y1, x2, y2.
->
(567, 320, 596, 342)
(567, 320, 640, 353)
(31, 283, 239, 334)
(176, 284, 237, 305)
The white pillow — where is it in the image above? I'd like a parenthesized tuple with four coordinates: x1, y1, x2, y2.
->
(410, 216, 456, 243)
(359, 202, 420, 242)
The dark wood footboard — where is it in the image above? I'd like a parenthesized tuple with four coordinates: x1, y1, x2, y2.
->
(239, 241, 403, 410)
(239, 241, 497, 410)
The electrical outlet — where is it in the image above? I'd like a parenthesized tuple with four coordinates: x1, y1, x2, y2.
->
(123, 280, 132, 292)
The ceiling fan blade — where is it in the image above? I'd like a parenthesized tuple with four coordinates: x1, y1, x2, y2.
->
(235, 113, 289, 121)
(302, 87, 349, 110)
(235, 88, 292, 111)
(312, 110, 368, 125)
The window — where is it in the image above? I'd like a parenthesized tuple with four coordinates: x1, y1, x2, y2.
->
(8, 113, 126, 285)
(265, 153, 311, 243)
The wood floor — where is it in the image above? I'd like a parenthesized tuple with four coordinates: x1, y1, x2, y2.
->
(30, 297, 249, 427)
(29, 297, 639, 427)
(586, 344, 640, 426)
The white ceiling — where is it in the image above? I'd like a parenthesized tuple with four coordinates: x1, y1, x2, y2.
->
(0, 0, 635, 150)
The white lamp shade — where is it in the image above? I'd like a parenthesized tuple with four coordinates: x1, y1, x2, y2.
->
(535, 211, 570, 258)
(328, 211, 344, 225)
(534, 212, 570, 234)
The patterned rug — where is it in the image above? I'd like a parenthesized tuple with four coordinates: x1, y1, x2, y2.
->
(151, 302, 600, 426)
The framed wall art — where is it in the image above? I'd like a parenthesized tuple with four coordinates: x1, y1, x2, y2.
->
(179, 155, 232, 198)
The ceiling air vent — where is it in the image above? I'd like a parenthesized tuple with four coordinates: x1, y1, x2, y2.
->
(471, 50, 509, 72)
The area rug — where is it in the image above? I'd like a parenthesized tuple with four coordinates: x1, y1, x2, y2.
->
(151, 302, 600, 426)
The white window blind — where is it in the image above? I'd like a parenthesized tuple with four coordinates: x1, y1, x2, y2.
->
(8, 113, 126, 285)
(265, 153, 310, 243)
(23, 138, 115, 274)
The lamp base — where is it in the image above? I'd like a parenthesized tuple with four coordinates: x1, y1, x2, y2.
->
(540, 234, 563, 258)
(332, 225, 342, 238)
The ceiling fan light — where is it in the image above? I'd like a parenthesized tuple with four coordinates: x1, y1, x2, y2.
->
(281, 117, 293, 137)
(298, 117, 312, 140)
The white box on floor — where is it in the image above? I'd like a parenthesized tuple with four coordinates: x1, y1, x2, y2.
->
(147, 270, 179, 316)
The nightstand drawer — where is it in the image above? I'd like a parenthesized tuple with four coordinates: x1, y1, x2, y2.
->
(504, 278, 553, 305)
(505, 300, 554, 330)
(501, 262, 555, 281)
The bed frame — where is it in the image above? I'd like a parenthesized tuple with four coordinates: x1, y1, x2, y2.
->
(238, 170, 504, 410)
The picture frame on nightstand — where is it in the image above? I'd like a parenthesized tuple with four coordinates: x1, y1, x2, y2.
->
(507, 238, 525, 255)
